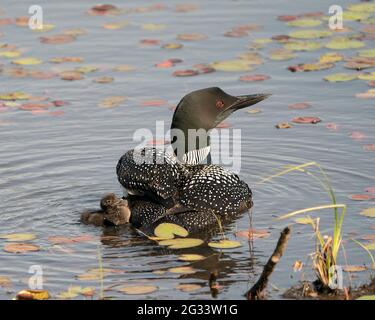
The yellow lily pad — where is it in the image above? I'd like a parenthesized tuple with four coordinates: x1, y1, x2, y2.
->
(0, 233, 36, 241)
(358, 72, 375, 81)
(348, 3, 375, 12)
(253, 38, 272, 44)
(0, 92, 30, 100)
(168, 266, 197, 274)
(158, 238, 204, 249)
(12, 57, 42, 65)
(208, 239, 242, 249)
(343, 11, 370, 21)
(32, 24, 55, 32)
(358, 49, 375, 58)
(154, 223, 188, 240)
(284, 41, 322, 51)
(289, 29, 332, 39)
(75, 65, 98, 73)
(16, 289, 49, 300)
(112, 64, 136, 72)
(99, 96, 126, 108)
(142, 23, 166, 31)
(287, 19, 322, 28)
(178, 254, 205, 262)
(319, 52, 344, 63)
(119, 285, 158, 295)
(0, 51, 22, 58)
(210, 59, 252, 72)
(325, 37, 365, 50)
(361, 207, 375, 218)
(324, 73, 358, 82)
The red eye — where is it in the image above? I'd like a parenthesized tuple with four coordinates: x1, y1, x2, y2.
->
(216, 100, 224, 109)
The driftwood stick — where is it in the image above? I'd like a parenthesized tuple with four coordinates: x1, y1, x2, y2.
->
(247, 226, 291, 300)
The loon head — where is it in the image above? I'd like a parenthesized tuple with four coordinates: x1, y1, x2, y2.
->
(170, 87, 270, 164)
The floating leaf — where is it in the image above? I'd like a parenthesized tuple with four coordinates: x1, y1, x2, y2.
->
(364, 144, 375, 151)
(32, 24, 55, 32)
(59, 71, 84, 81)
(49, 56, 83, 64)
(361, 234, 375, 241)
(103, 21, 129, 30)
(0, 51, 21, 58)
(162, 43, 183, 50)
(324, 73, 357, 82)
(358, 73, 375, 81)
(284, 40, 322, 51)
(158, 238, 204, 249)
(361, 208, 375, 218)
(325, 37, 365, 50)
(93, 76, 114, 84)
(118, 285, 158, 295)
(210, 59, 252, 72)
(357, 295, 375, 300)
(292, 116, 321, 124)
(87, 4, 120, 16)
(343, 265, 367, 272)
(172, 69, 199, 77)
(176, 33, 207, 41)
(288, 102, 311, 110)
(40, 34, 76, 44)
(289, 29, 332, 39)
(16, 289, 49, 300)
(348, 194, 374, 201)
(154, 223, 188, 239)
(178, 254, 205, 262)
(326, 122, 339, 131)
(142, 23, 166, 31)
(77, 268, 120, 281)
(176, 284, 202, 292)
(269, 49, 296, 61)
(168, 266, 196, 274)
(4, 243, 40, 253)
(12, 57, 42, 65)
(319, 52, 344, 63)
(289, 62, 334, 72)
(47, 235, 95, 244)
(63, 28, 87, 37)
(358, 49, 375, 58)
(287, 19, 322, 28)
(343, 11, 370, 21)
(368, 81, 375, 88)
(356, 89, 375, 99)
(0, 91, 31, 101)
(239, 74, 270, 82)
(348, 3, 375, 13)
(236, 228, 270, 239)
(0, 276, 11, 288)
(113, 64, 136, 72)
(99, 96, 126, 108)
(208, 240, 242, 249)
(57, 286, 95, 299)
(366, 187, 375, 194)
(75, 65, 98, 73)
(0, 233, 36, 241)
(275, 122, 292, 129)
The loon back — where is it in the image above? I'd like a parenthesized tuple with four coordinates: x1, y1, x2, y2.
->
(171, 87, 270, 165)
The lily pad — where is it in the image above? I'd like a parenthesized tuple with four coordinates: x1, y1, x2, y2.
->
(178, 254, 205, 262)
(176, 284, 202, 292)
(162, 43, 183, 50)
(118, 285, 158, 295)
(292, 116, 321, 124)
(239, 74, 270, 82)
(0, 233, 36, 241)
(12, 57, 42, 65)
(154, 223, 188, 239)
(4, 243, 40, 253)
(0, 51, 21, 58)
(356, 89, 375, 99)
(275, 122, 293, 129)
(288, 102, 311, 110)
(176, 33, 207, 41)
(269, 49, 296, 61)
(358, 73, 375, 81)
(360, 208, 375, 218)
(168, 266, 197, 274)
(142, 23, 166, 31)
(289, 29, 332, 39)
(294, 216, 315, 224)
(287, 19, 322, 28)
(236, 228, 270, 239)
(348, 3, 375, 13)
(343, 11, 370, 21)
(358, 49, 375, 58)
(325, 38, 365, 50)
(319, 52, 344, 63)
(208, 240, 242, 249)
(16, 290, 49, 300)
(158, 238, 204, 249)
(210, 59, 252, 72)
(40, 34, 76, 44)
(99, 96, 126, 108)
(59, 71, 84, 81)
(284, 40, 322, 51)
(324, 73, 357, 82)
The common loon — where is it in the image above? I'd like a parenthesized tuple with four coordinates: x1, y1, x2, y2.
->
(113, 87, 269, 231)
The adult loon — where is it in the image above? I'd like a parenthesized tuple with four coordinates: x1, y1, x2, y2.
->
(115, 87, 269, 230)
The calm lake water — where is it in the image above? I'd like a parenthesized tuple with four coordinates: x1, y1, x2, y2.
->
(0, 0, 374, 299)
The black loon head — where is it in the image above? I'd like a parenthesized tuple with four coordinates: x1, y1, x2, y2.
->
(170, 87, 270, 164)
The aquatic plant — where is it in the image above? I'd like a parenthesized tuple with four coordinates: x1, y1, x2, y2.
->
(259, 162, 347, 291)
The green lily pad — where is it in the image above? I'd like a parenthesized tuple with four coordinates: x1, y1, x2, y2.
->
(326, 37, 365, 50)
(343, 11, 370, 21)
(287, 19, 322, 28)
(348, 3, 375, 12)
(289, 29, 332, 39)
(158, 238, 204, 249)
(284, 41, 322, 51)
(358, 73, 375, 81)
(358, 49, 375, 58)
(154, 223, 188, 240)
(324, 73, 358, 82)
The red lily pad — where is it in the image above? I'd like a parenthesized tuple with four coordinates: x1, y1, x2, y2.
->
(348, 194, 374, 201)
(140, 99, 168, 107)
(193, 64, 215, 74)
(364, 144, 375, 151)
(0, 18, 13, 26)
(52, 100, 67, 107)
(155, 58, 182, 68)
(271, 34, 290, 42)
(368, 81, 375, 88)
(140, 39, 160, 46)
(365, 187, 375, 194)
(40, 34, 75, 44)
(239, 74, 270, 82)
(87, 4, 120, 16)
(288, 102, 311, 110)
(172, 69, 199, 77)
(176, 33, 207, 41)
(19, 103, 51, 111)
(349, 131, 366, 140)
(59, 71, 84, 81)
(292, 116, 321, 124)
(15, 16, 29, 27)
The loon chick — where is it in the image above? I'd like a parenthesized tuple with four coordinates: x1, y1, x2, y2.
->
(117, 87, 270, 204)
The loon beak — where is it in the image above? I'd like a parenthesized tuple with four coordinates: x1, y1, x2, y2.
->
(228, 93, 271, 111)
